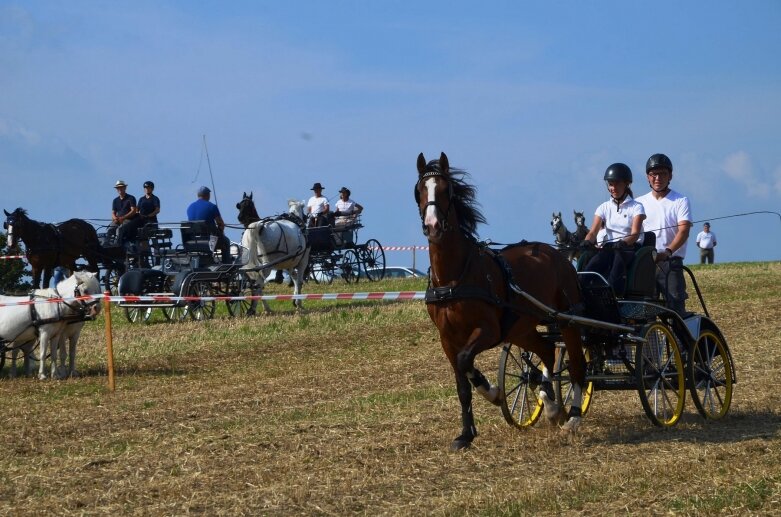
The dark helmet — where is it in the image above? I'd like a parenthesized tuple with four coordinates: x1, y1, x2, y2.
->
(646, 153, 673, 173)
(143, 180, 154, 189)
(604, 163, 633, 183)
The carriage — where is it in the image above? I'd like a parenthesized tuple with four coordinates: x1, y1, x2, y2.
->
(305, 215, 386, 283)
(111, 221, 269, 323)
(496, 239, 736, 429)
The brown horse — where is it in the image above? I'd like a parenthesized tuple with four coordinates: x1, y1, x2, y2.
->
(4, 208, 100, 288)
(415, 152, 587, 450)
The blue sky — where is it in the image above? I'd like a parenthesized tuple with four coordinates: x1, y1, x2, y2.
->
(2, 1, 780, 270)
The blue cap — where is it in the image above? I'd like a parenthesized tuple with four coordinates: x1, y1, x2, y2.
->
(198, 186, 211, 196)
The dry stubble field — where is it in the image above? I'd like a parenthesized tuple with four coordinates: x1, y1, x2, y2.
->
(0, 262, 780, 516)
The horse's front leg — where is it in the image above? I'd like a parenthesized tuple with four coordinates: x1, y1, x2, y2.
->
(451, 365, 477, 451)
(38, 333, 50, 380)
(291, 268, 304, 311)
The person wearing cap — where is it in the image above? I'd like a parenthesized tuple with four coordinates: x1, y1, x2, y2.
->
(637, 153, 693, 315)
(580, 163, 645, 296)
(333, 186, 364, 245)
(186, 186, 231, 263)
(306, 182, 330, 228)
(105, 180, 138, 246)
(696, 222, 717, 264)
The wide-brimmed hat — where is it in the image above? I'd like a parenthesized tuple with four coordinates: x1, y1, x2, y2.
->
(311, 182, 324, 190)
(339, 186, 350, 195)
(114, 180, 128, 188)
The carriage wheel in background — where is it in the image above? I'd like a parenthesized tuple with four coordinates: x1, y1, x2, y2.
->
(339, 250, 360, 283)
(124, 306, 153, 324)
(181, 281, 215, 321)
(309, 257, 335, 285)
(688, 326, 734, 420)
(636, 322, 685, 427)
(167, 304, 188, 322)
(497, 343, 543, 428)
(102, 266, 122, 298)
(226, 273, 254, 317)
(554, 344, 594, 417)
(360, 239, 385, 281)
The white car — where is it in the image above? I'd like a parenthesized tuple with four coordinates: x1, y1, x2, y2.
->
(365, 266, 427, 279)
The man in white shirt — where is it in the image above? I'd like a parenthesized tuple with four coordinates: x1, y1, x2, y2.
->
(696, 222, 717, 264)
(306, 182, 329, 227)
(637, 153, 692, 315)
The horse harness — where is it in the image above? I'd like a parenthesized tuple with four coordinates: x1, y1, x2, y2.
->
(425, 241, 559, 340)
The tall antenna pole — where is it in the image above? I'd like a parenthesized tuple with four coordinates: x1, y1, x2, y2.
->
(203, 134, 218, 207)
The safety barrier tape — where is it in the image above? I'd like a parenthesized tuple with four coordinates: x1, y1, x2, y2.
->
(0, 255, 25, 260)
(379, 245, 429, 251)
(0, 291, 426, 307)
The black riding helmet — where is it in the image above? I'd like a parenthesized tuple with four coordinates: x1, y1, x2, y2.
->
(604, 163, 633, 183)
(646, 153, 673, 173)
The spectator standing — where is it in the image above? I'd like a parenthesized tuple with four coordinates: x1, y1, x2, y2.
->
(696, 222, 717, 264)
(637, 153, 692, 315)
(186, 186, 231, 263)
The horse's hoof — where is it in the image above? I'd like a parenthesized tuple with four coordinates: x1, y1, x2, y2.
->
(449, 439, 472, 451)
(38, 374, 47, 381)
(539, 390, 560, 422)
(560, 416, 581, 436)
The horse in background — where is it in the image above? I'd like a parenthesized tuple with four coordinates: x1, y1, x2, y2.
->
(551, 211, 586, 262)
(4, 208, 100, 288)
(0, 271, 101, 379)
(417, 152, 586, 450)
(236, 193, 310, 313)
(573, 210, 589, 244)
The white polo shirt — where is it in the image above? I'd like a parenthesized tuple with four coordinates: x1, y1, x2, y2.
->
(594, 196, 646, 244)
(637, 189, 692, 259)
(696, 231, 717, 249)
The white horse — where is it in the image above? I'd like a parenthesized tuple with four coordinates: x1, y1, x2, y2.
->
(0, 271, 101, 379)
(288, 199, 306, 223)
(236, 194, 310, 314)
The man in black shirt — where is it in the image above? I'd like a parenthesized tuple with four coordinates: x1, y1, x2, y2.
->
(105, 180, 137, 246)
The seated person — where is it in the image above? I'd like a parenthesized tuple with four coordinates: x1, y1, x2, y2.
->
(186, 186, 231, 263)
(123, 180, 161, 249)
(581, 163, 645, 296)
(334, 186, 363, 226)
(306, 182, 330, 228)
(105, 180, 138, 246)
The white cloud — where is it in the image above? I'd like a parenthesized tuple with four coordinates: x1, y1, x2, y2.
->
(722, 151, 767, 198)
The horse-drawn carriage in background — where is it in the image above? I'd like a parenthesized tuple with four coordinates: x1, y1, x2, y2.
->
(304, 213, 386, 284)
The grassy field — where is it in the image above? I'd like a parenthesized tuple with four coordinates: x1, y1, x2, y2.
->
(1, 262, 780, 515)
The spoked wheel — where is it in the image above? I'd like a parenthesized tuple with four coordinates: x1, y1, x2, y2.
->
(339, 249, 360, 283)
(308, 259, 334, 285)
(497, 343, 544, 428)
(168, 304, 188, 322)
(124, 306, 153, 323)
(183, 281, 216, 321)
(226, 273, 255, 317)
(360, 239, 385, 281)
(102, 266, 122, 297)
(554, 345, 595, 417)
(688, 327, 734, 420)
(636, 322, 685, 427)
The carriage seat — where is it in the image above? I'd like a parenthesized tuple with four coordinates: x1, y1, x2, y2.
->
(623, 232, 657, 300)
(576, 231, 657, 300)
(307, 226, 334, 253)
(180, 221, 216, 267)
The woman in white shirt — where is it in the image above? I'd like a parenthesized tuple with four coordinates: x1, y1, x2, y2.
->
(581, 163, 646, 296)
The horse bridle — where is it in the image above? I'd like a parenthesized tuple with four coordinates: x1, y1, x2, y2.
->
(415, 171, 454, 235)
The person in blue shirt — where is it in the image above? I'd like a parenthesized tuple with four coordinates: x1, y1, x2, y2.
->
(105, 180, 138, 246)
(186, 186, 231, 263)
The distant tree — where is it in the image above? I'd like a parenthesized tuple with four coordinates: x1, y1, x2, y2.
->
(0, 233, 31, 293)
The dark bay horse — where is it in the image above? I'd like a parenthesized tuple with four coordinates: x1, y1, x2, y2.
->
(415, 152, 587, 450)
(4, 208, 100, 288)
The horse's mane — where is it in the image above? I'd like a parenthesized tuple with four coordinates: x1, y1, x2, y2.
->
(425, 160, 486, 238)
(12, 208, 28, 217)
